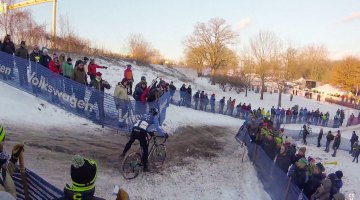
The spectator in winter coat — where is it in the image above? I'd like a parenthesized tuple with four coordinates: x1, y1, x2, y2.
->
(203, 94, 209, 111)
(83, 56, 89, 75)
(1, 35, 15, 55)
(332, 131, 341, 157)
(15, 41, 29, 86)
(193, 91, 200, 110)
(350, 131, 358, 154)
(219, 97, 225, 114)
(261, 133, 277, 160)
(49, 56, 63, 102)
(210, 94, 216, 113)
(135, 76, 147, 91)
(62, 58, 73, 95)
(169, 81, 176, 101)
(71, 60, 87, 112)
(199, 91, 205, 110)
(114, 78, 130, 126)
(275, 145, 292, 173)
(352, 141, 360, 163)
(310, 178, 332, 200)
(63, 155, 101, 200)
(87, 59, 108, 81)
(40, 49, 52, 68)
(88, 72, 111, 122)
(303, 162, 326, 198)
(0, 141, 25, 198)
(291, 147, 306, 164)
(230, 99, 236, 116)
(124, 64, 134, 95)
(179, 84, 187, 106)
(325, 131, 334, 152)
(29, 45, 41, 63)
(186, 85, 192, 107)
(236, 103, 242, 117)
(288, 157, 308, 189)
(317, 128, 323, 147)
(133, 82, 146, 102)
(226, 97, 232, 115)
(302, 122, 311, 145)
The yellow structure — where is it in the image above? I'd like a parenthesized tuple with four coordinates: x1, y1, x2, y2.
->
(0, 0, 57, 40)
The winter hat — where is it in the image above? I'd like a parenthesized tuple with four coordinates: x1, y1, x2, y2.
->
(0, 192, 16, 200)
(315, 163, 325, 172)
(335, 170, 343, 179)
(20, 41, 25, 45)
(75, 60, 83, 67)
(96, 72, 102, 76)
(141, 76, 146, 81)
(71, 155, 97, 189)
(0, 124, 6, 142)
(83, 57, 89, 61)
(0, 152, 9, 166)
(333, 192, 345, 200)
(299, 147, 306, 154)
(308, 156, 315, 163)
(126, 64, 132, 68)
(67, 58, 72, 62)
(43, 49, 48, 54)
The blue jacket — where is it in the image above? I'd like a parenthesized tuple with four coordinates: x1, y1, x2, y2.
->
(147, 114, 165, 137)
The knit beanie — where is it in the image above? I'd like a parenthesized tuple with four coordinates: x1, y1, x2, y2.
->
(335, 170, 343, 179)
(315, 162, 325, 172)
(71, 155, 97, 188)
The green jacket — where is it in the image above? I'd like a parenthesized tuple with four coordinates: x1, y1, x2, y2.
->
(62, 62, 73, 78)
(15, 47, 29, 59)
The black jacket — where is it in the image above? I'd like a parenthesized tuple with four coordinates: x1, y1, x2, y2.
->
(275, 152, 292, 173)
(1, 41, 15, 54)
(303, 173, 325, 198)
(40, 54, 52, 68)
(89, 79, 111, 92)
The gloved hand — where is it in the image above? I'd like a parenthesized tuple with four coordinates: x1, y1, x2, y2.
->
(164, 133, 169, 139)
(10, 144, 24, 163)
(148, 131, 155, 137)
(103, 66, 108, 69)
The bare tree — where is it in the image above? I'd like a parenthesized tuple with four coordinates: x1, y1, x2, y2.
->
(127, 33, 156, 64)
(185, 18, 239, 76)
(250, 31, 282, 100)
(298, 45, 328, 81)
(241, 55, 256, 97)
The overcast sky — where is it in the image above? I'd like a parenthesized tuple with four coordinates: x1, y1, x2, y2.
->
(23, 0, 360, 61)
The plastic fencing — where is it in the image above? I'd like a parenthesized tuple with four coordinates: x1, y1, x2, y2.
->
(235, 125, 308, 200)
(325, 97, 360, 110)
(170, 91, 346, 128)
(13, 168, 63, 200)
(0, 51, 170, 132)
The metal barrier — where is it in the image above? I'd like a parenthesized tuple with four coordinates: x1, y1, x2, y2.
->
(236, 125, 308, 200)
(170, 91, 346, 128)
(0, 51, 170, 132)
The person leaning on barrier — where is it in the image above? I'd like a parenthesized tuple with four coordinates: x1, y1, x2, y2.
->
(15, 41, 29, 59)
(29, 45, 41, 63)
(0, 125, 25, 198)
(114, 78, 130, 127)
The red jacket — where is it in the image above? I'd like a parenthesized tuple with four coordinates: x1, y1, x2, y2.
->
(49, 60, 62, 75)
(88, 63, 105, 76)
(140, 86, 151, 102)
(124, 68, 133, 80)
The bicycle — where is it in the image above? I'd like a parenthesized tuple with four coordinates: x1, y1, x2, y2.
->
(298, 125, 312, 139)
(121, 134, 167, 179)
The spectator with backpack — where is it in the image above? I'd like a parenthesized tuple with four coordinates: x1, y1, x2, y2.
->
(332, 131, 341, 157)
(325, 131, 334, 153)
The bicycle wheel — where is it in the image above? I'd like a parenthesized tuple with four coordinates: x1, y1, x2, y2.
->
(151, 144, 167, 168)
(121, 152, 142, 179)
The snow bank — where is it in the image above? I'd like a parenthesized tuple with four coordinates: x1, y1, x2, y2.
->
(162, 105, 243, 134)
